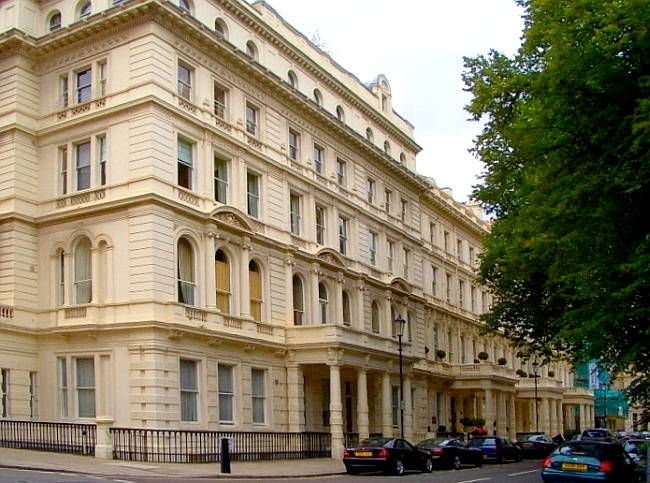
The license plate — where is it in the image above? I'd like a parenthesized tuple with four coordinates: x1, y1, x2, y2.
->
(356, 451, 373, 457)
(522, 443, 533, 448)
(562, 463, 588, 471)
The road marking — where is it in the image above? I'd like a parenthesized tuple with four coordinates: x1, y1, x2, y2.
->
(508, 469, 539, 476)
(456, 479, 492, 483)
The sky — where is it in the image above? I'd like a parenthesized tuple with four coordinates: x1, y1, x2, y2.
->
(260, 0, 525, 202)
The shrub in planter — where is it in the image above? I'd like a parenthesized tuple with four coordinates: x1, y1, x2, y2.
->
(498, 357, 507, 365)
(516, 369, 527, 377)
(473, 417, 486, 427)
(548, 371, 555, 378)
(529, 373, 537, 378)
(478, 351, 489, 361)
(460, 417, 473, 427)
(436, 349, 446, 359)
(474, 358, 480, 363)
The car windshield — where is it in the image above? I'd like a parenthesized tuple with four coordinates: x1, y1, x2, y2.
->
(582, 430, 607, 438)
(516, 434, 544, 442)
(558, 443, 607, 459)
(417, 438, 447, 448)
(469, 438, 497, 447)
(358, 437, 392, 448)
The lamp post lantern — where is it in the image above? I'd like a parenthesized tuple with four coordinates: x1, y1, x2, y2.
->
(395, 314, 406, 440)
(532, 359, 540, 434)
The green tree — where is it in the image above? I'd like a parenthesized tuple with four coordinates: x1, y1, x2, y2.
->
(463, 0, 650, 418)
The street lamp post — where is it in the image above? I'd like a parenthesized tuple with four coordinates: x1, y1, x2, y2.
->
(395, 314, 406, 440)
(532, 359, 540, 434)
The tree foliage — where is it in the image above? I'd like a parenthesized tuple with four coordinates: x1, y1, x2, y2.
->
(463, 0, 650, 417)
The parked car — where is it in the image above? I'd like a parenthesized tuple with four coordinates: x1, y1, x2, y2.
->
(623, 439, 646, 464)
(416, 437, 483, 469)
(343, 437, 433, 475)
(467, 436, 521, 463)
(514, 434, 557, 458)
(541, 441, 640, 482)
(579, 428, 618, 443)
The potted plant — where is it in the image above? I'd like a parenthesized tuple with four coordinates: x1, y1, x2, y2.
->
(474, 358, 480, 363)
(460, 417, 473, 428)
(478, 351, 489, 361)
(548, 371, 555, 377)
(529, 372, 537, 378)
(436, 349, 446, 360)
(516, 369, 527, 377)
(498, 357, 507, 365)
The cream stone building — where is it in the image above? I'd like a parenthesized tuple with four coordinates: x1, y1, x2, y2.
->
(0, 0, 593, 458)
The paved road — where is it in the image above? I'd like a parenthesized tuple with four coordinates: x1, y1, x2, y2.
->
(0, 468, 133, 483)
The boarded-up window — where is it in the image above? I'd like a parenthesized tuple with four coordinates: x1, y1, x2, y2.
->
(215, 250, 230, 313)
(249, 261, 262, 321)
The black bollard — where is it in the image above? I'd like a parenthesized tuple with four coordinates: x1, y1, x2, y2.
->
(220, 437, 231, 474)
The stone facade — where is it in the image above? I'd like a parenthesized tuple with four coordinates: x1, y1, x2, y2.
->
(0, 0, 593, 458)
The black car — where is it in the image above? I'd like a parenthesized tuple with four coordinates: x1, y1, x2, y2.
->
(468, 436, 522, 463)
(580, 428, 617, 443)
(514, 434, 558, 458)
(623, 439, 646, 464)
(416, 437, 483, 469)
(343, 437, 433, 475)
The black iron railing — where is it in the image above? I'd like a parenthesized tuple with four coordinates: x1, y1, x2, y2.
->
(0, 420, 95, 455)
(344, 432, 359, 448)
(111, 428, 331, 463)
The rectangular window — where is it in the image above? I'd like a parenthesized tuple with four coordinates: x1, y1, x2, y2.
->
(75, 358, 95, 418)
(177, 63, 192, 100)
(457, 239, 463, 260)
(29, 372, 37, 418)
(387, 240, 394, 273)
(247, 172, 260, 218)
(336, 159, 346, 187)
(245, 103, 258, 136)
(471, 286, 477, 312)
(0, 369, 8, 418)
(469, 246, 475, 265)
(251, 368, 265, 424)
(58, 358, 68, 418)
(400, 198, 407, 223)
(214, 156, 228, 203)
(391, 386, 399, 427)
(482, 291, 488, 313)
(444, 231, 450, 252)
(431, 265, 438, 296)
(403, 248, 410, 279)
(290, 192, 301, 236)
(97, 61, 107, 97)
(367, 178, 375, 204)
(459, 280, 465, 308)
(76, 68, 92, 103)
(58, 250, 65, 305)
(97, 135, 107, 186)
(429, 222, 436, 246)
(446, 273, 452, 303)
(313, 144, 324, 174)
(214, 84, 227, 118)
(369, 231, 377, 266)
(338, 217, 348, 255)
(75, 141, 91, 191)
(385, 189, 392, 214)
(177, 138, 193, 190)
(315, 205, 326, 245)
(288, 129, 300, 160)
(218, 364, 234, 423)
(60, 75, 69, 109)
(59, 146, 68, 195)
(180, 359, 198, 422)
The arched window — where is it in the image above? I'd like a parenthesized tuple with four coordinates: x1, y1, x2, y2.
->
(318, 282, 328, 324)
(246, 41, 258, 60)
(214, 18, 228, 38)
(313, 89, 322, 106)
(342, 291, 351, 326)
(179, 0, 191, 13)
(215, 249, 230, 313)
(287, 70, 298, 89)
(384, 140, 391, 156)
(292, 275, 304, 325)
(366, 127, 374, 142)
(56, 248, 65, 305)
(73, 238, 92, 304)
(49, 11, 62, 31)
(371, 301, 380, 334)
(177, 237, 196, 305)
(336, 105, 345, 122)
(249, 260, 262, 321)
(78, 1, 91, 19)
(399, 152, 406, 164)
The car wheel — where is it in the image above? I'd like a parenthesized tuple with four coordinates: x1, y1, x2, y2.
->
(422, 457, 433, 473)
(496, 454, 504, 464)
(452, 455, 462, 470)
(475, 456, 483, 467)
(515, 451, 522, 463)
(345, 466, 359, 475)
(393, 458, 405, 476)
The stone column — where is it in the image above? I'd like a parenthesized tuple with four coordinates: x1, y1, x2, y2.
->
(310, 264, 320, 325)
(578, 404, 586, 432)
(94, 417, 114, 459)
(404, 375, 413, 441)
(239, 242, 251, 317)
(334, 275, 344, 325)
(104, 245, 114, 303)
(382, 372, 392, 437)
(383, 292, 393, 336)
(357, 369, 369, 439)
(484, 388, 495, 435)
(354, 281, 365, 331)
(540, 398, 550, 435)
(205, 234, 216, 309)
(284, 254, 295, 324)
(497, 391, 507, 435)
(329, 364, 344, 459)
(508, 393, 516, 440)
(90, 247, 99, 303)
(287, 365, 304, 432)
(550, 398, 558, 436)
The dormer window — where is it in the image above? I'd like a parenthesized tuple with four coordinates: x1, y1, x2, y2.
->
(78, 1, 91, 19)
(246, 41, 258, 60)
(287, 70, 298, 89)
(366, 128, 374, 142)
(336, 105, 345, 122)
(313, 89, 322, 106)
(49, 12, 62, 31)
(214, 18, 228, 38)
(179, 0, 191, 13)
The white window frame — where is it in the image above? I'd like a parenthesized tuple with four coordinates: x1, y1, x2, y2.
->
(336, 159, 346, 187)
(338, 217, 348, 255)
(214, 155, 229, 203)
(180, 359, 199, 422)
(213, 82, 228, 119)
(247, 171, 261, 218)
(74, 357, 95, 419)
(177, 137, 194, 190)
(313, 144, 324, 174)
(289, 191, 302, 236)
(75, 67, 92, 104)
(0, 369, 8, 418)
(251, 368, 266, 425)
(288, 129, 300, 160)
(97, 135, 107, 186)
(177, 62, 193, 100)
(218, 364, 235, 424)
(387, 240, 394, 273)
(75, 140, 91, 191)
(315, 205, 326, 245)
(369, 231, 377, 266)
(402, 247, 410, 279)
(245, 102, 259, 137)
(367, 178, 375, 204)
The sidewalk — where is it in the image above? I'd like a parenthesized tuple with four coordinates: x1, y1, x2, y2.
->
(0, 447, 346, 479)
